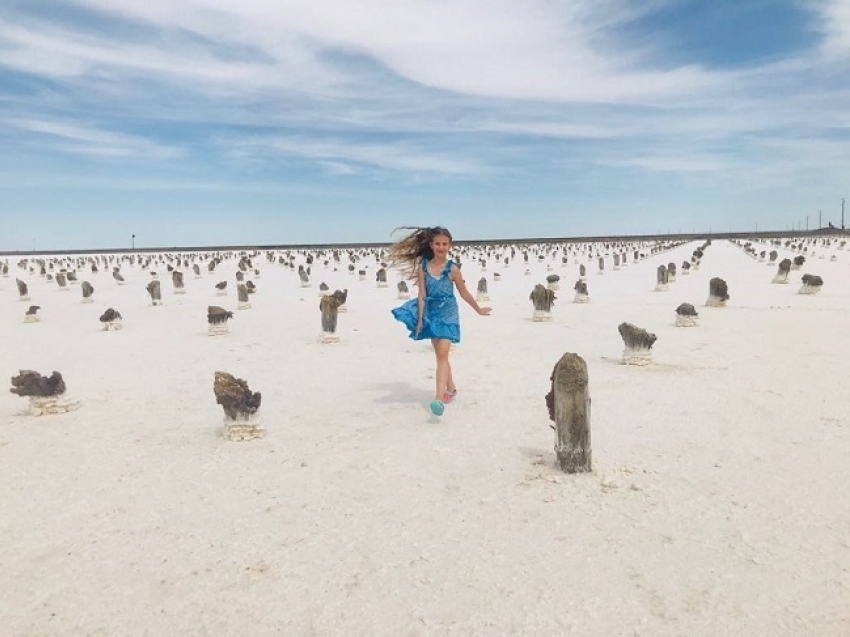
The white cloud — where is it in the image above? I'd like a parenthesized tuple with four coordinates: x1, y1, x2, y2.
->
(224, 135, 487, 176)
(2, 117, 181, 158)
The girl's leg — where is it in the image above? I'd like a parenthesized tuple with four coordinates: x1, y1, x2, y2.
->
(432, 338, 452, 400)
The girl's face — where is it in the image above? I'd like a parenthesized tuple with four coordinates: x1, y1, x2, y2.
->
(430, 234, 451, 259)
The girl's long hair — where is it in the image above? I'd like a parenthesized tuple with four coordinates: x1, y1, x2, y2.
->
(388, 226, 453, 279)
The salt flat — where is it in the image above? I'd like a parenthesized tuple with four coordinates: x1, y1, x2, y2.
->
(1, 238, 848, 636)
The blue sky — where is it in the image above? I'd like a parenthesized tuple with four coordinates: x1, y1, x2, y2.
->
(2, 0, 849, 250)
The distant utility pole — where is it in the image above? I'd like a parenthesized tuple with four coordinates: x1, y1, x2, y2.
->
(806, 215, 809, 231)
(132, 234, 136, 250)
(842, 197, 846, 230)
(819, 210, 822, 229)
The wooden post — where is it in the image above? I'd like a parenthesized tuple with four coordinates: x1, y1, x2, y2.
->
(545, 353, 592, 473)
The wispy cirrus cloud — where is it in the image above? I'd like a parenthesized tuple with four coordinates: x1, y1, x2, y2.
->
(2, 116, 181, 158)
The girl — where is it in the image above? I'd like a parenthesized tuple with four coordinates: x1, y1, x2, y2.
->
(390, 226, 491, 416)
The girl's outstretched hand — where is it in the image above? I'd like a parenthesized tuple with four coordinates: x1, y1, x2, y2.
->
(477, 307, 492, 316)
(415, 319, 423, 336)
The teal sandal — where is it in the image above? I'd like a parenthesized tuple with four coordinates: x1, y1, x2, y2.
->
(430, 399, 445, 416)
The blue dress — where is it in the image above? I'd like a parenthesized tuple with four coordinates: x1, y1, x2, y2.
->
(392, 258, 461, 343)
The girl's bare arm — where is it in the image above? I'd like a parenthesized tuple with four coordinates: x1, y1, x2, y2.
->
(451, 265, 491, 315)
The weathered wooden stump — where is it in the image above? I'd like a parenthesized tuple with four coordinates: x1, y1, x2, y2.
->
(667, 262, 677, 282)
(99, 308, 123, 331)
(618, 322, 656, 366)
(476, 277, 490, 303)
(397, 280, 410, 300)
(171, 271, 186, 294)
(237, 283, 251, 309)
(319, 294, 342, 343)
(376, 268, 388, 288)
(613, 254, 620, 270)
(10, 370, 81, 416)
(215, 281, 228, 296)
(112, 269, 125, 284)
(299, 267, 311, 288)
(799, 274, 823, 295)
(81, 281, 94, 303)
(16, 278, 30, 301)
(214, 372, 263, 441)
(573, 279, 589, 303)
(147, 280, 163, 306)
(792, 255, 805, 270)
(681, 261, 691, 275)
(579, 264, 587, 281)
(546, 274, 560, 291)
(598, 256, 605, 275)
(706, 277, 729, 306)
(675, 302, 699, 327)
(530, 284, 555, 321)
(193, 264, 201, 278)
(655, 265, 669, 292)
(545, 353, 591, 473)
(208, 305, 233, 336)
(772, 259, 792, 284)
(24, 305, 40, 323)
(56, 273, 68, 290)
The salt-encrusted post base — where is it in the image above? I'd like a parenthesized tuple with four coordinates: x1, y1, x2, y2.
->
(103, 320, 123, 331)
(58, 287, 70, 292)
(524, 269, 531, 276)
(337, 305, 348, 313)
(223, 416, 264, 441)
(532, 310, 553, 322)
(82, 297, 94, 304)
(573, 293, 590, 303)
(24, 315, 40, 323)
(548, 283, 560, 291)
(621, 347, 653, 366)
(798, 285, 822, 295)
(705, 295, 727, 307)
(301, 282, 312, 288)
(668, 275, 677, 283)
(476, 292, 490, 303)
(377, 282, 389, 288)
(358, 275, 366, 281)
(682, 270, 690, 275)
(772, 275, 789, 284)
(319, 332, 340, 344)
(215, 291, 227, 297)
(693, 264, 700, 270)
(237, 302, 252, 310)
(29, 394, 81, 416)
(675, 315, 699, 327)
(174, 288, 186, 295)
(19, 295, 31, 302)
(208, 324, 229, 336)
(151, 300, 163, 306)
(655, 284, 669, 292)
(397, 292, 410, 300)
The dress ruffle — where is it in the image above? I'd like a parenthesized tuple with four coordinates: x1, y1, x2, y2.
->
(392, 298, 461, 343)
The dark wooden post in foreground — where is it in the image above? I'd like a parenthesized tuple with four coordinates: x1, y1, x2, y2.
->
(545, 353, 591, 473)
